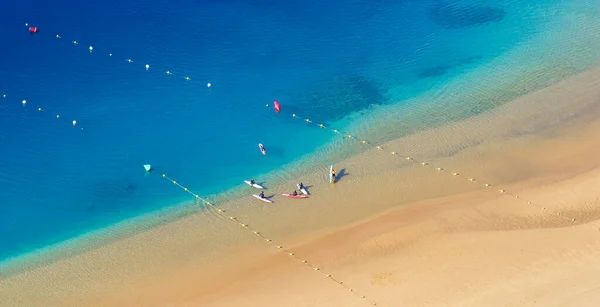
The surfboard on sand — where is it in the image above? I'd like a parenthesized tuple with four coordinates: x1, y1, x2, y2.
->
(252, 194, 272, 203)
(282, 193, 307, 199)
(329, 165, 334, 183)
(296, 183, 308, 195)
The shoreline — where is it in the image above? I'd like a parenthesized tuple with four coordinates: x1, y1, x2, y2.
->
(3, 56, 600, 306)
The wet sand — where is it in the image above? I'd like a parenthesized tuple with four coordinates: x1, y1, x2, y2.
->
(2, 66, 600, 306)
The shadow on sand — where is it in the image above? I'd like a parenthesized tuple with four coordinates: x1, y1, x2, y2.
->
(335, 168, 349, 182)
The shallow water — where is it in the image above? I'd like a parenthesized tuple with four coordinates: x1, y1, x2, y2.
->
(0, 0, 597, 262)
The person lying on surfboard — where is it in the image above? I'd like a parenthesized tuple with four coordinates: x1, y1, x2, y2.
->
(259, 143, 267, 154)
(259, 191, 265, 198)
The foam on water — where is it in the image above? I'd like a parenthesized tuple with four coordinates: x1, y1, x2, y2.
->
(0, 0, 599, 264)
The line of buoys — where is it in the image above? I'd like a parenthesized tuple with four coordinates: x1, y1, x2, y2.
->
(160, 174, 377, 306)
(279, 110, 583, 225)
(23, 23, 213, 88)
(1, 93, 83, 131)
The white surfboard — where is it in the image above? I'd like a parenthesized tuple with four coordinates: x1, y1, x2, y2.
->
(252, 194, 272, 203)
(258, 143, 267, 155)
(244, 180, 264, 189)
(296, 184, 308, 195)
(329, 165, 334, 183)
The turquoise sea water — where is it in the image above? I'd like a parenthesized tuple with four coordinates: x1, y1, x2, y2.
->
(0, 0, 597, 263)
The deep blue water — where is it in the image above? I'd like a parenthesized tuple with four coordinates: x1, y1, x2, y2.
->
(0, 0, 564, 261)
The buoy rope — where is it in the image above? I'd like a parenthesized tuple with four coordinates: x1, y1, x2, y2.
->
(161, 174, 378, 306)
(0, 95, 83, 131)
(22, 23, 210, 87)
(280, 110, 586, 225)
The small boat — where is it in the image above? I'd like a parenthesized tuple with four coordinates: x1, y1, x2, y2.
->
(282, 193, 307, 199)
(244, 180, 264, 189)
(252, 194, 272, 203)
(258, 143, 267, 155)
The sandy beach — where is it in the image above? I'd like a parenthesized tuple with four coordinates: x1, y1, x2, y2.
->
(3, 63, 600, 306)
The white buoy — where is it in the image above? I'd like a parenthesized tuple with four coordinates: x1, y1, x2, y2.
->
(109, 53, 113, 57)
(22, 100, 26, 105)
(145, 64, 150, 70)
(72, 120, 77, 126)
(25, 23, 28, 26)
(143, 164, 152, 172)
(56, 115, 60, 118)
(127, 59, 132, 63)
(89, 46, 93, 53)
(207, 83, 211, 88)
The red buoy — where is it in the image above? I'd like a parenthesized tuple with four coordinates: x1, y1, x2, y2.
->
(29, 26, 39, 34)
(273, 100, 281, 113)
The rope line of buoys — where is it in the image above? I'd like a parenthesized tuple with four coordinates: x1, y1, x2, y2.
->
(161, 174, 377, 306)
(281, 111, 585, 225)
(0, 94, 84, 131)
(23, 23, 213, 88)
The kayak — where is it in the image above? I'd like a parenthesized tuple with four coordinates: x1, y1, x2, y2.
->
(252, 194, 272, 203)
(258, 143, 267, 155)
(244, 180, 264, 189)
(282, 193, 307, 199)
(296, 184, 308, 195)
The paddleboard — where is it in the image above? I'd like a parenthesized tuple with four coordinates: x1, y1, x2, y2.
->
(329, 165, 334, 183)
(244, 180, 264, 189)
(252, 194, 272, 203)
(258, 143, 267, 155)
(282, 193, 307, 199)
(296, 184, 308, 195)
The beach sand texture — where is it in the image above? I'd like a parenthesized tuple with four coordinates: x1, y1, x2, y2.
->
(2, 53, 600, 306)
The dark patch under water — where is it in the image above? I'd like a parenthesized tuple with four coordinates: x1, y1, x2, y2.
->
(84, 178, 137, 212)
(419, 56, 482, 78)
(286, 72, 386, 124)
(430, 4, 505, 28)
